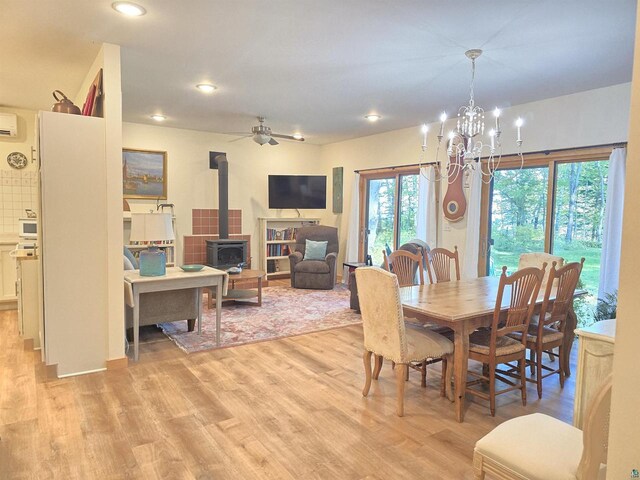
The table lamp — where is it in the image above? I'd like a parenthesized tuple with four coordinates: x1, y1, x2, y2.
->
(129, 213, 175, 276)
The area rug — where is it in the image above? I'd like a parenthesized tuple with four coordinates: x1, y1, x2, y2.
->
(159, 285, 361, 353)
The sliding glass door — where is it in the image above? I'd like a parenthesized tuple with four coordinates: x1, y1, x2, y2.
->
(360, 168, 422, 266)
(481, 147, 612, 327)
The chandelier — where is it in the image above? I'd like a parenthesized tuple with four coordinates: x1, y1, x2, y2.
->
(420, 49, 525, 184)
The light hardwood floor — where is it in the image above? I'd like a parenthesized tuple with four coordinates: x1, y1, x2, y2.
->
(0, 287, 577, 480)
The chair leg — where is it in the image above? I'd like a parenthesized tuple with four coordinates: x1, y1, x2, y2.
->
(519, 357, 527, 407)
(362, 351, 372, 397)
(489, 361, 496, 417)
(395, 364, 407, 417)
(529, 349, 536, 376)
(405, 365, 410, 382)
(441, 354, 454, 401)
(536, 347, 544, 400)
(372, 355, 383, 380)
(558, 345, 565, 389)
(187, 319, 196, 332)
(473, 451, 486, 480)
(421, 360, 427, 388)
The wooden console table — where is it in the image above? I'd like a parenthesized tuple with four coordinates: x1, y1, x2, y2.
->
(125, 266, 228, 361)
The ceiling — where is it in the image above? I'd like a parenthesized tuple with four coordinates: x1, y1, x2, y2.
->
(0, 0, 636, 144)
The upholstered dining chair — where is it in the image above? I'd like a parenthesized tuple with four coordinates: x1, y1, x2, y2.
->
(356, 267, 454, 417)
(466, 264, 546, 416)
(473, 376, 611, 480)
(427, 246, 460, 283)
(382, 249, 425, 287)
(518, 252, 564, 294)
(510, 258, 585, 399)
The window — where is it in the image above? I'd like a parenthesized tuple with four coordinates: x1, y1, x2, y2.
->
(480, 146, 615, 327)
(358, 167, 424, 266)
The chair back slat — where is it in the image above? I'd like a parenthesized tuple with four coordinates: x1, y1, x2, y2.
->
(355, 267, 407, 362)
(383, 249, 425, 287)
(540, 258, 585, 331)
(427, 246, 460, 283)
(577, 376, 612, 479)
(492, 265, 546, 342)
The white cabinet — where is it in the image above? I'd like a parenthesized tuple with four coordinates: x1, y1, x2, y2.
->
(16, 257, 40, 348)
(259, 217, 320, 279)
(0, 243, 17, 305)
(573, 319, 616, 428)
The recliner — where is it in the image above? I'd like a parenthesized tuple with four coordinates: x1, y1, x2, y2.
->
(289, 225, 339, 290)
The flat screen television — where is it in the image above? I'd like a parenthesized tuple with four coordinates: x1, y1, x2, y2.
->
(268, 175, 327, 209)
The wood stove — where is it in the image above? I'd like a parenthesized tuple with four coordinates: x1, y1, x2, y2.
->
(206, 239, 248, 269)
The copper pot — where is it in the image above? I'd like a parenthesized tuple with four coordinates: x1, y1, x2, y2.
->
(51, 90, 81, 115)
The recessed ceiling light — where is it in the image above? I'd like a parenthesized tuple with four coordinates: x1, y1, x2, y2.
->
(364, 114, 381, 122)
(150, 114, 166, 121)
(112, 2, 146, 16)
(293, 132, 303, 140)
(196, 83, 217, 93)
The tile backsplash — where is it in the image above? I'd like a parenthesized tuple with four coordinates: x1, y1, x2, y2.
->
(0, 170, 38, 233)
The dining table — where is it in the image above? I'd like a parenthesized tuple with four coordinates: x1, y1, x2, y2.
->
(399, 276, 579, 422)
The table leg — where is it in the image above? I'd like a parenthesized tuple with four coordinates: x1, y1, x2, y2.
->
(133, 290, 140, 362)
(197, 287, 203, 335)
(257, 276, 263, 306)
(453, 325, 470, 422)
(216, 280, 223, 345)
(208, 287, 213, 309)
(563, 306, 578, 377)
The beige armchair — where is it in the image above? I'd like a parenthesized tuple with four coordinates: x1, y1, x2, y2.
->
(356, 267, 454, 416)
(289, 225, 339, 290)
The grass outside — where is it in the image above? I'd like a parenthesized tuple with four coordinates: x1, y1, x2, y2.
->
(490, 245, 602, 328)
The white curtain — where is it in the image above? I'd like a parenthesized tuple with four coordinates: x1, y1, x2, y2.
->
(343, 173, 360, 283)
(598, 148, 626, 299)
(417, 166, 438, 249)
(461, 168, 482, 279)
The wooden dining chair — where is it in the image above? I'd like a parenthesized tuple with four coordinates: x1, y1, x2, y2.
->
(466, 264, 546, 417)
(427, 246, 460, 283)
(382, 249, 425, 287)
(356, 267, 454, 416)
(473, 376, 611, 479)
(511, 258, 585, 399)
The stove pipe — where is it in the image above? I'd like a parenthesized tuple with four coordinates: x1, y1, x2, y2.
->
(210, 151, 229, 239)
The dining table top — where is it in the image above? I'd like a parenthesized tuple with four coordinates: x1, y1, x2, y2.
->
(399, 276, 562, 323)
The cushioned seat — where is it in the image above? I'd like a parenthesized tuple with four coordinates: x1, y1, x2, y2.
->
(294, 260, 330, 274)
(510, 323, 564, 344)
(469, 329, 526, 356)
(475, 413, 586, 480)
(405, 326, 454, 363)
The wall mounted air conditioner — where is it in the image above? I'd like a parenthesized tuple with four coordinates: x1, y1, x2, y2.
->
(0, 113, 18, 137)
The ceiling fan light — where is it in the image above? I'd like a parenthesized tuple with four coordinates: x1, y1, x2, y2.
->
(253, 133, 271, 145)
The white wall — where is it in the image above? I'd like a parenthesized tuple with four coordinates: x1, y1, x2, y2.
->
(0, 107, 39, 234)
(122, 123, 323, 265)
(320, 83, 631, 268)
(607, 5, 640, 475)
(73, 43, 124, 364)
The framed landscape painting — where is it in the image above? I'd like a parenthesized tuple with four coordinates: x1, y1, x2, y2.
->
(122, 148, 167, 199)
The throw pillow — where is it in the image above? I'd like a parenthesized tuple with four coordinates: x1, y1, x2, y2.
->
(304, 239, 328, 260)
(124, 246, 139, 269)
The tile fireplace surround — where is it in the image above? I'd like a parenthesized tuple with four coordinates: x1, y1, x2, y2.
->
(183, 209, 251, 266)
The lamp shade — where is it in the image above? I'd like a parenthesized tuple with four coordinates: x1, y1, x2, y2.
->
(129, 213, 174, 242)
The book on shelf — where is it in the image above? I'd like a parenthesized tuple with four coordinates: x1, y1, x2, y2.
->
(266, 227, 300, 241)
(266, 244, 293, 257)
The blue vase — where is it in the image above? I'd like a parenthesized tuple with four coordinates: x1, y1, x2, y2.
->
(139, 246, 166, 276)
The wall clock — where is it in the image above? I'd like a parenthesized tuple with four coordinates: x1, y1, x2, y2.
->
(7, 152, 28, 170)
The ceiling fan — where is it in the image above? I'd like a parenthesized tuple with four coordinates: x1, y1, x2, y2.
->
(228, 117, 305, 145)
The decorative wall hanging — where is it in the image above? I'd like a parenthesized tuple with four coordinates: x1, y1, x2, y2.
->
(333, 166, 343, 213)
